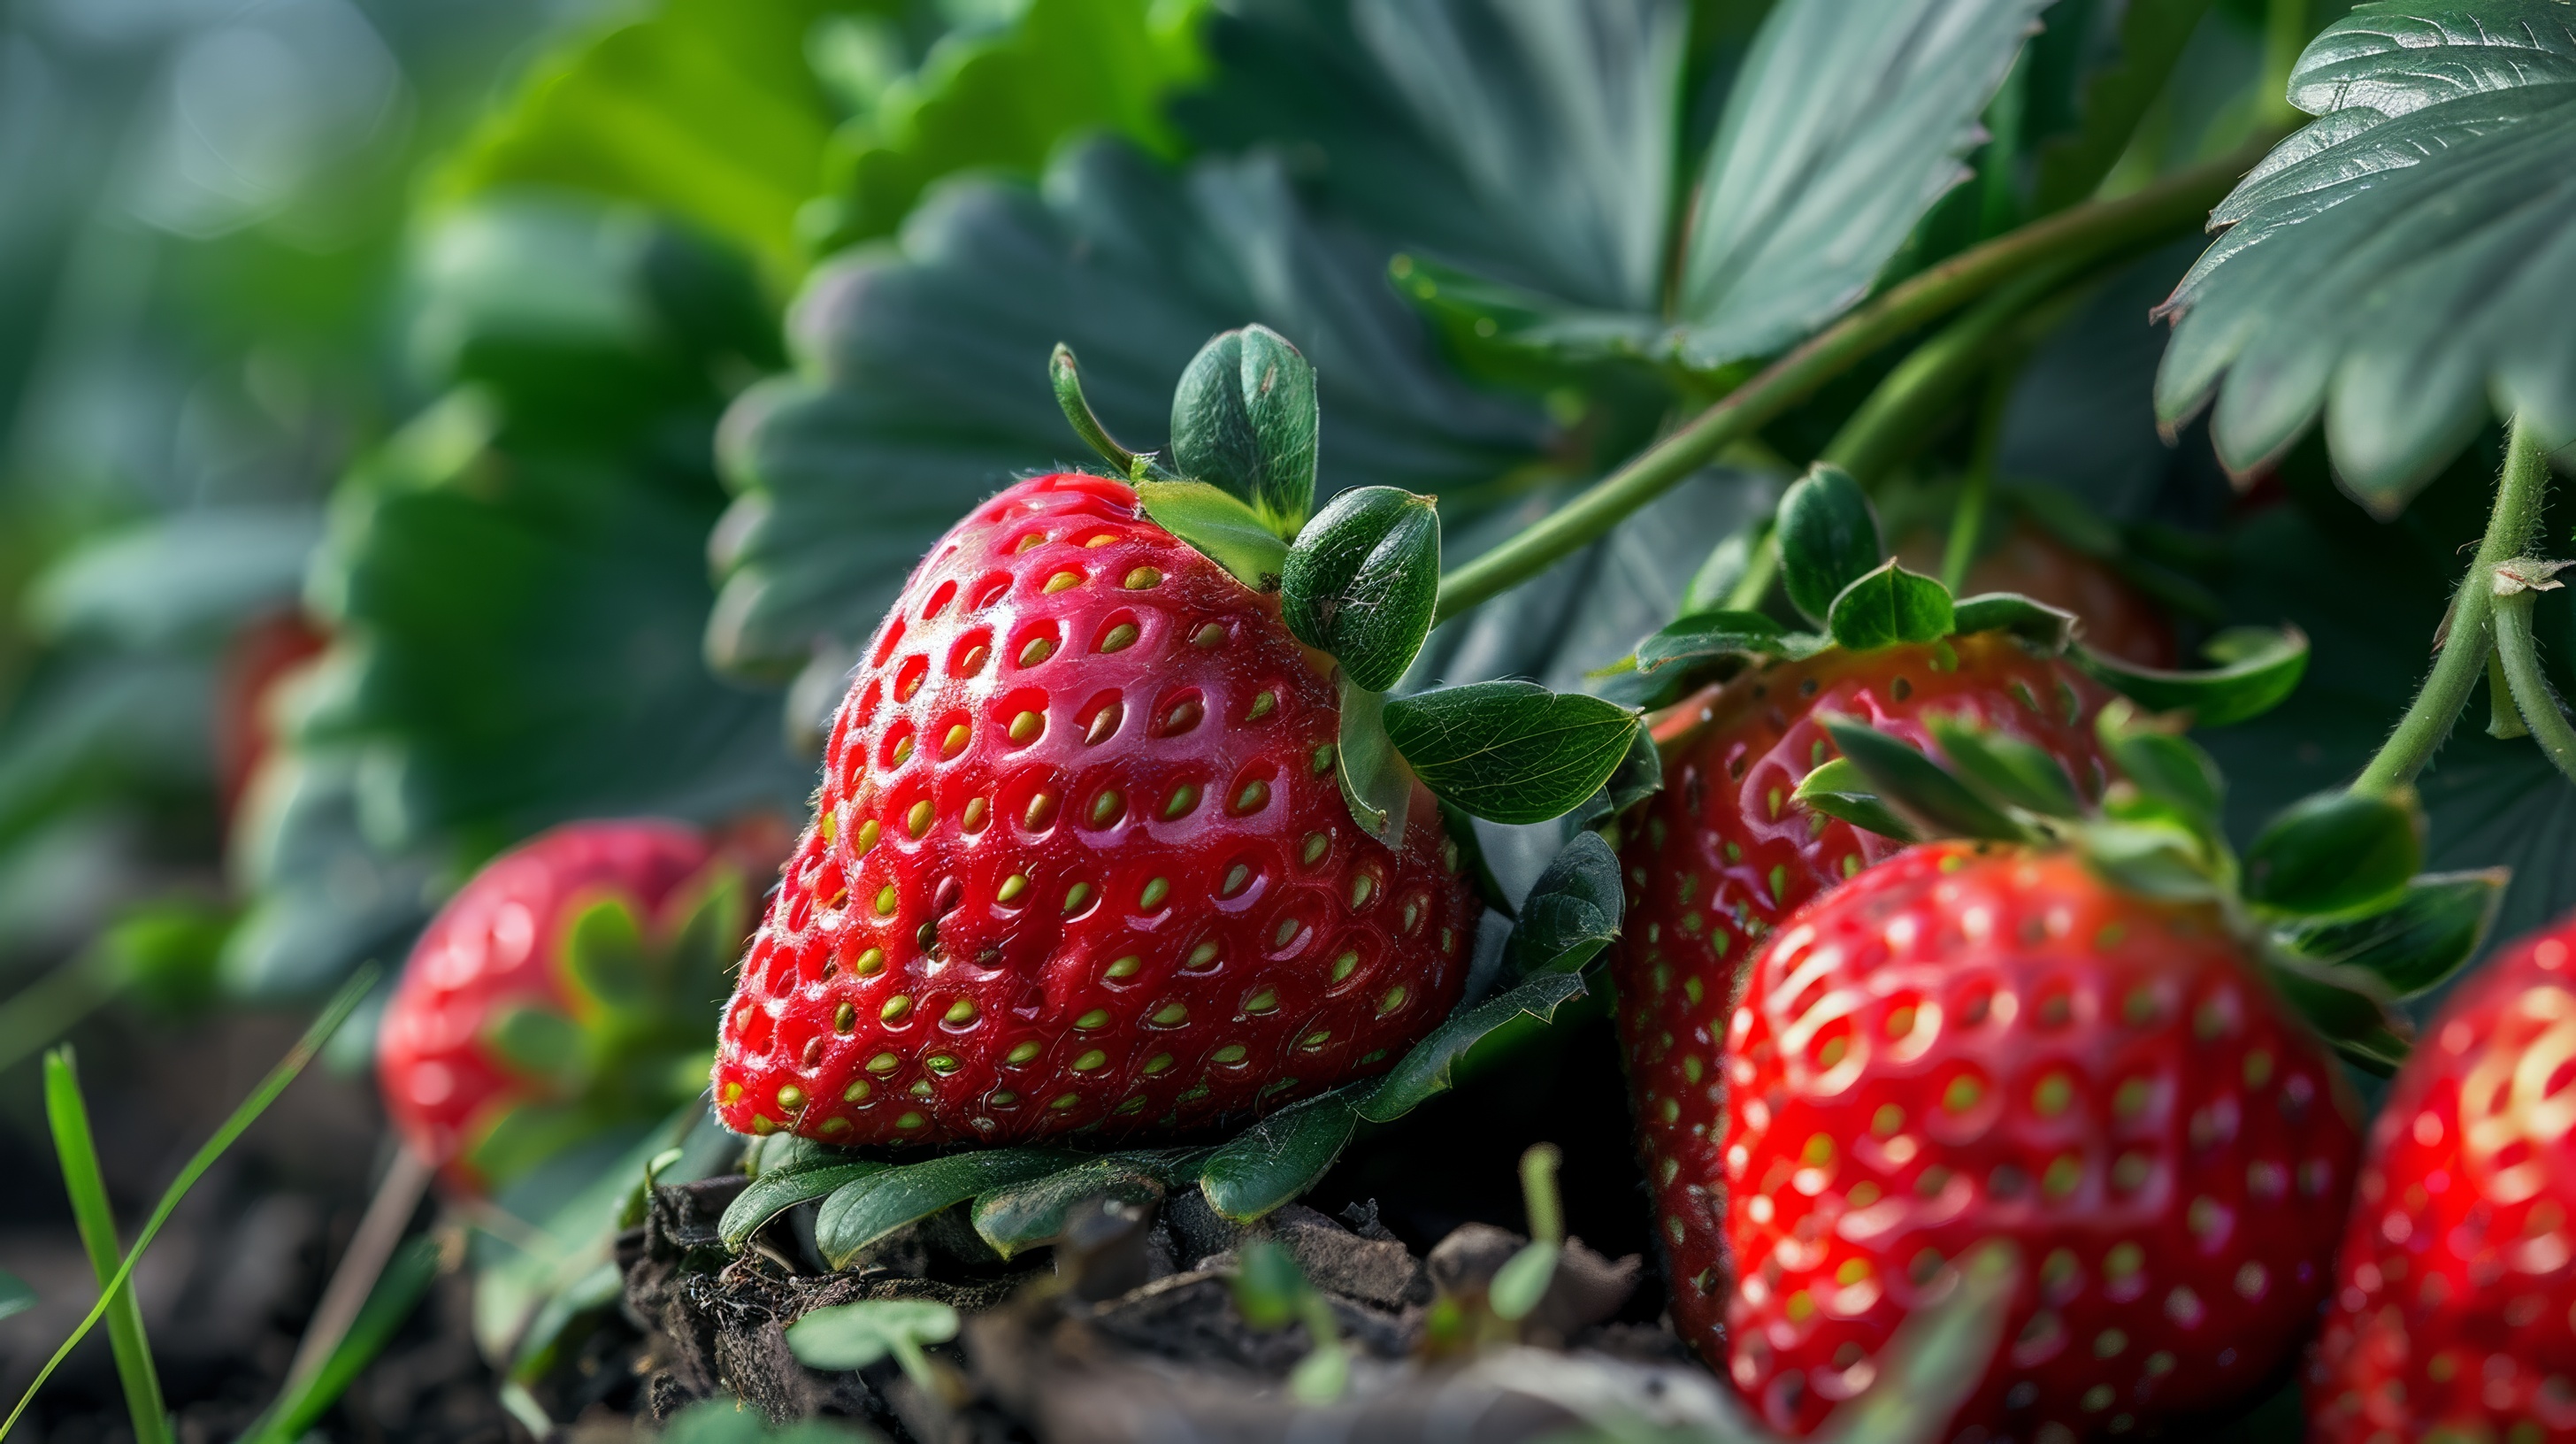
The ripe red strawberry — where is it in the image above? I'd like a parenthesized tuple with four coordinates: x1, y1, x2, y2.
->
(1618, 632, 2114, 1351)
(379, 819, 748, 1193)
(710, 472, 1476, 1147)
(2309, 918, 2576, 1441)
(1719, 840, 2359, 1436)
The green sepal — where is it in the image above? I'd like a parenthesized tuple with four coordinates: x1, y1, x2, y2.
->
(2270, 869, 2507, 1001)
(1927, 716, 2082, 819)
(2242, 787, 2423, 918)
(1381, 680, 1638, 826)
(1818, 716, 2031, 842)
(1281, 487, 1440, 693)
(1049, 343, 1153, 482)
(2078, 818, 2225, 902)
(1634, 610, 1788, 673)
(561, 896, 655, 1016)
(1776, 463, 1884, 626)
(2095, 702, 2223, 832)
(812, 1148, 1083, 1269)
(1353, 970, 1591, 1125)
(1168, 325, 1319, 536)
(1790, 758, 1920, 842)
(1196, 1088, 1362, 1223)
(1828, 561, 1957, 651)
(1136, 480, 1290, 593)
(970, 1150, 1200, 1259)
(1562, 719, 1664, 835)
(1334, 676, 1413, 841)
(482, 1005, 589, 1087)
(2261, 953, 2411, 1077)
(1950, 592, 2078, 653)
(719, 1155, 887, 1252)
(1502, 833, 1622, 983)
(2074, 626, 2308, 728)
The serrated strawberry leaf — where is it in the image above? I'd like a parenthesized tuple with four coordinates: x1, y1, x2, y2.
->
(1777, 464, 1886, 626)
(1135, 480, 1290, 593)
(1828, 562, 1957, 652)
(709, 142, 1546, 687)
(1358, 970, 1592, 1127)
(2271, 868, 2508, 1001)
(812, 1148, 1085, 1268)
(719, 1156, 887, 1253)
(1283, 487, 1441, 693)
(1170, 325, 1321, 535)
(2154, 0, 2576, 509)
(1819, 716, 2032, 842)
(1950, 592, 2078, 653)
(970, 1150, 1201, 1258)
(2242, 788, 2424, 918)
(1791, 757, 1920, 842)
(2074, 626, 2309, 727)
(1502, 833, 1622, 982)
(1194, 1088, 1363, 1224)
(1381, 681, 1637, 826)
(1334, 678, 1414, 842)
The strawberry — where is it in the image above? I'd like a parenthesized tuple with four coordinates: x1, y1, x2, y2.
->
(709, 471, 1477, 1147)
(379, 819, 750, 1193)
(1641, 703, 2472, 1440)
(2309, 911, 2576, 1442)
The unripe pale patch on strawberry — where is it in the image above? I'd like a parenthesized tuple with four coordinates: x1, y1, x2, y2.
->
(710, 473, 1476, 1147)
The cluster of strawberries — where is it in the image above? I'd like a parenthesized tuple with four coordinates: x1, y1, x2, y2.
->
(369, 337, 2572, 1442)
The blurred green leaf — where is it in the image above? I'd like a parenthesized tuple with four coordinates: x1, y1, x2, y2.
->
(26, 510, 320, 650)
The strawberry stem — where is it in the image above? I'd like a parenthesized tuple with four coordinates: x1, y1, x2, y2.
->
(2353, 416, 2555, 795)
(1431, 142, 2270, 624)
(2493, 586, 2576, 784)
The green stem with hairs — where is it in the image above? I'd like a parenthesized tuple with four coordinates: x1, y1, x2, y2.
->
(2352, 419, 2555, 795)
(2494, 588, 2576, 784)
(1432, 142, 2265, 625)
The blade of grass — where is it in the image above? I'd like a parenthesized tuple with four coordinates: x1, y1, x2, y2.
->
(281, 1145, 434, 1393)
(42, 1048, 171, 1444)
(235, 1236, 443, 1444)
(0, 966, 378, 1442)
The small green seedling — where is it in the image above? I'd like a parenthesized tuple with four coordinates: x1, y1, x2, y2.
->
(786, 1298, 961, 1396)
(1488, 1143, 1564, 1323)
(1230, 1238, 1347, 1404)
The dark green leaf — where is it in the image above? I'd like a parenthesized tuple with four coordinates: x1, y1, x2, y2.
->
(2030, 0, 2218, 211)
(2095, 703, 2224, 829)
(1927, 717, 2082, 818)
(1335, 679, 1414, 842)
(1356, 971, 1591, 1125)
(1949, 592, 2077, 653)
(2242, 789, 2423, 918)
(1381, 681, 1638, 826)
(970, 1152, 1195, 1258)
(2155, 0, 2576, 510)
(1282, 487, 1441, 692)
(2263, 956, 2411, 1076)
(2081, 818, 2224, 902)
(2074, 626, 2309, 727)
(1777, 464, 1885, 626)
(1135, 480, 1290, 593)
(1170, 326, 1322, 534)
(710, 142, 1545, 683)
(1196, 1089, 1362, 1222)
(1791, 757, 1920, 841)
(1673, 0, 2057, 367)
(27, 508, 321, 650)
(1561, 719, 1664, 834)
(1635, 610, 1787, 672)
(2272, 869, 2508, 1000)
(1820, 716, 2031, 842)
(813, 1149, 1084, 1267)
(1828, 562, 1958, 651)
(1504, 833, 1622, 979)
(720, 1157, 888, 1252)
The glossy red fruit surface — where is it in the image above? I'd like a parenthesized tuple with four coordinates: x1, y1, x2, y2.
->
(1718, 841, 2358, 1437)
(711, 473, 1476, 1148)
(2310, 918, 2576, 1442)
(1616, 634, 2115, 1354)
(378, 819, 724, 1191)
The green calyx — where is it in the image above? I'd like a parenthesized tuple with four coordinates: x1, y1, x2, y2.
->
(464, 861, 748, 1187)
(1802, 701, 2503, 1074)
(1610, 461, 2309, 726)
(1053, 328, 1639, 841)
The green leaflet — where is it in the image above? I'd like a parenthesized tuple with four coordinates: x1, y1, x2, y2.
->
(812, 1148, 1083, 1267)
(1948, 592, 2077, 652)
(1381, 681, 1637, 826)
(1334, 677, 1414, 841)
(1633, 610, 1791, 672)
(1195, 1088, 1363, 1223)
(1169, 326, 1320, 534)
(1135, 481, 1291, 594)
(1282, 487, 1441, 693)
(1821, 716, 2032, 843)
(720, 1157, 888, 1252)
(1777, 464, 1886, 626)
(2156, 0, 2576, 510)
(2271, 869, 2507, 1000)
(1827, 561, 1957, 650)
(2242, 788, 2424, 918)
(1501, 833, 1622, 982)
(1792, 758, 1921, 842)
(970, 1151, 1200, 1257)
(1355, 970, 1592, 1125)
(2074, 626, 2310, 728)
(1927, 717, 2082, 818)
